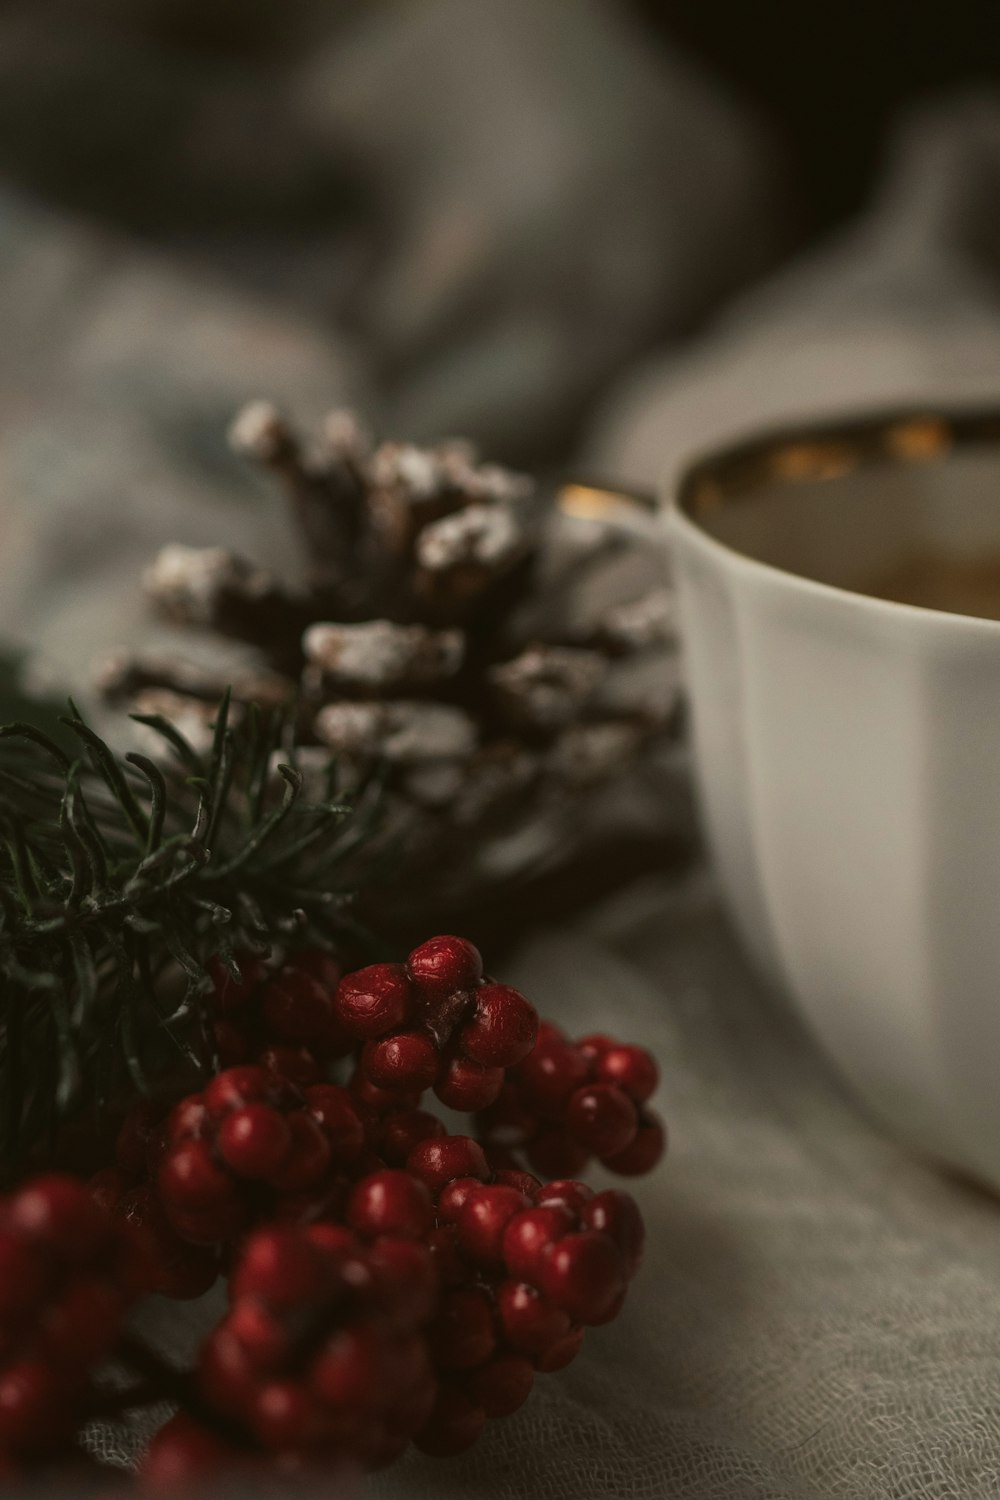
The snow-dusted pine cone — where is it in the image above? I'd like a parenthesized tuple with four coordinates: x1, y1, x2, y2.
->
(97, 405, 690, 923)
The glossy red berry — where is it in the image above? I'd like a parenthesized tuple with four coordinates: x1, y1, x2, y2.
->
(159, 1139, 233, 1208)
(517, 1036, 589, 1115)
(305, 1085, 365, 1164)
(362, 1031, 439, 1092)
(405, 1135, 490, 1195)
(406, 935, 483, 1002)
(10, 1175, 109, 1261)
(581, 1190, 645, 1276)
(459, 983, 538, 1068)
(367, 1237, 438, 1324)
(335, 964, 412, 1038)
(497, 1280, 571, 1358)
(436, 1175, 485, 1224)
(261, 970, 334, 1045)
(347, 1170, 433, 1241)
(252, 1380, 329, 1449)
(141, 1412, 244, 1490)
(0, 1232, 49, 1317)
(203, 1065, 275, 1121)
(602, 1109, 666, 1175)
(217, 1104, 292, 1178)
(535, 1324, 585, 1372)
(268, 1112, 332, 1193)
(231, 1226, 332, 1310)
(435, 1056, 504, 1112)
(456, 1185, 531, 1269)
(575, 1032, 615, 1067)
(594, 1043, 659, 1104)
(538, 1231, 625, 1325)
(502, 1204, 573, 1282)
(257, 1043, 324, 1088)
(310, 1324, 384, 1411)
(566, 1084, 638, 1157)
(0, 1360, 72, 1450)
(378, 1108, 445, 1166)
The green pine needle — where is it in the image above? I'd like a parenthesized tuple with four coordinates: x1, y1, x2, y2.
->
(0, 703, 376, 1173)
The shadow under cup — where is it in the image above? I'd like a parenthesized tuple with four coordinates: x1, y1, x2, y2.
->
(667, 409, 1000, 1191)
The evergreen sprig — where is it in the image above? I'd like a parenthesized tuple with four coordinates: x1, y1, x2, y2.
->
(0, 696, 376, 1172)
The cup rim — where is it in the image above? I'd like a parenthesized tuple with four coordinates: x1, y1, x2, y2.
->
(671, 403, 1000, 634)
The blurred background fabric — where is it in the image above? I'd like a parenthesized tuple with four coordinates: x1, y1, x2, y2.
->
(3, 1, 1000, 1495)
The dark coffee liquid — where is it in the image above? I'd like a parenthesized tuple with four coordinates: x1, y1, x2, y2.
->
(863, 553, 1000, 621)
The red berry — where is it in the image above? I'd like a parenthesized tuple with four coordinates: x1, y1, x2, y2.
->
(535, 1324, 585, 1372)
(267, 1112, 332, 1193)
(534, 1179, 594, 1217)
(576, 1032, 615, 1067)
(198, 1326, 258, 1418)
(347, 1170, 433, 1240)
(350, 1071, 422, 1115)
(538, 1231, 625, 1325)
(493, 1168, 541, 1197)
(414, 1384, 486, 1457)
(310, 1324, 384, 1411)
(10, 1175, 109, 1261)
(286, 949, 342, 992)
(164, 1094, 209, 1146)
(497, 1280, 571, 1357)
(231, 1227, 332, 1309)
(378, 1108, 445, 1166)
(460, 983, 538, 1068)
(116, 1186, 219, 1299)
(208, 952, 267, 1014)
(436, 1176, 484, 1224)
(40, 1277, 123, 1363)
(435, 1056, 504, 1112)
(261, 971, 335, 1045)
(405, 1135, 489, 1195)
(594, 1044, 659, 1103)
(159, 1140, 231, 1208)
(0, 1360, 71, 1450)
(362, 1031, 439, 1092)
(367, 1237, 438, 1325)
(141, 1413, 245, 1490)
(469, 1353, 534, 1417)
(217, 1104, 292, 1178)
(253, 1379, 329, 1449)
(517, 1036, 589, 1115)
(214, 1019, 251, 1066)
(225, 1301, 291, 1371)
(602, 1110, 666, 1175)
(203, 1066, 276, 1120)
(456, 1185, 531, 1269)
(406, 936, 483, 1001)
(502, 1204, 573, 1282)
(335, 964, 412, 1038)
(305, 1085, 365, 1164)
(429, 1287, 496, 1370)
(566, 1084, 638, 1157)
(0, 1231, 49, 1317)
(257, 1044, 324, 1088)
(581, 1190, 645, 1277)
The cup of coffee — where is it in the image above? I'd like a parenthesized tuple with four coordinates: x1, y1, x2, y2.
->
(666, 407, 1000, 1190)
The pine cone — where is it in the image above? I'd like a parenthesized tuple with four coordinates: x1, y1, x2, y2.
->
(97, 403, 691, 929)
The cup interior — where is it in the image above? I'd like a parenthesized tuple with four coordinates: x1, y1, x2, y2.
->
(680, 412, 1000, 619)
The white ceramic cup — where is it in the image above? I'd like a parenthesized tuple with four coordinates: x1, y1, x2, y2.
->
(666, 408, 1000, 1190)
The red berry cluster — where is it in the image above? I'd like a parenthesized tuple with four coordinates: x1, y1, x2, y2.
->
(155, 1066, 367, 1245)
(337, 936, 539, 1115)
(209, 950, 354, 1088)
(0, 1175, 138, 1462)
(0, 935, 665, 1489)
(478, 1023, 665, 1179)
(194, 1197, 438, 1470)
